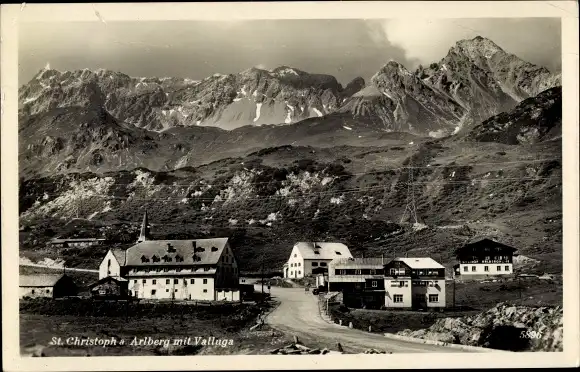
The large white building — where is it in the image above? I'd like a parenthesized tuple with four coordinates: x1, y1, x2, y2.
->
(283, 242, 352, 279)
(99, 212, 240, 302)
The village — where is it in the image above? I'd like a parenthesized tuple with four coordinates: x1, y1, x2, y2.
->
(20, 211, 540, 308)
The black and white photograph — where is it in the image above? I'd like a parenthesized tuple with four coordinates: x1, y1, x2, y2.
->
(2, 1, 579, 370)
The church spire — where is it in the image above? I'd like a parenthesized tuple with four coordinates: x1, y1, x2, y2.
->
(137, 211, 150, 243)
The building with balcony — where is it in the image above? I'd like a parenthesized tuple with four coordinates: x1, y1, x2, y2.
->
(328, 257, 386, 308)
(384, 258, 446, 309)
(453, 238, 518, 280)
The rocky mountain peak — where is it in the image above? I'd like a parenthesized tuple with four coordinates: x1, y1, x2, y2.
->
(453, 36, 505, 61)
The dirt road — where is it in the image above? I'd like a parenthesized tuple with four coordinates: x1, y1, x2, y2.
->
(259, 286, 470, 353)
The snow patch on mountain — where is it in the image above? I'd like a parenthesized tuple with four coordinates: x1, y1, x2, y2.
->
(254, 103, 263, 122)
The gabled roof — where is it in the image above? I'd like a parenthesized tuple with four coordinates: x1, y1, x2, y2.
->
(455, 238, 517, 255)
(110, 249, 126, 266)
(124, 238, 229, 266)
(20, 274, 64, 287)
(89, 276, 128, 288)
(391, 257, 444, 270)
(293, 242, 352, 260)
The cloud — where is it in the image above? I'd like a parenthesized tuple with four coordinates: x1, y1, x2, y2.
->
(380, 18, 562, 71)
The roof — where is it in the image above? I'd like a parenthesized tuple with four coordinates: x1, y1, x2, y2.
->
(50, 238, 105, 243)
(124, 238, 229, 267)
(20, 274, 64, 287)
(89, 276, 128, 288)
(294, 242, 352, 260)
(110, 249, 126, 266)
(330, 257, 386, 268)
(455, 238, 517, 255)
(392, 257, 444, 269)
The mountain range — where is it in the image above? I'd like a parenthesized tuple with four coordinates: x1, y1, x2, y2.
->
(18, 36, 561, 178)
(18, 36, 563, 272)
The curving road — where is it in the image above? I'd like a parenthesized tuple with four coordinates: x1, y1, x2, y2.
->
(258, 286, 471, 353)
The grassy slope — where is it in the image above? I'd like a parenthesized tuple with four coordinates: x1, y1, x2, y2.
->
(18, 134, 561, 274)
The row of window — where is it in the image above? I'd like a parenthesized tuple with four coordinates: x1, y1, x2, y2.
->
(335, 268, 380, 276)
(129, 267, 213, 273)
(463, 265, 510, 272)
(392, 294, 439, 303)
(461, 255, 511, 261)
(335, 268, 442, 276)
(134, 278, 208, 285)
(30, 289, 51, 294)
(311, 262, 327, 267)
(290, 271, 301, 276)
(142, 288, 210, 296)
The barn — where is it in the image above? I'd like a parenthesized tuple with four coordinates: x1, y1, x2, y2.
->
(19, 274, 78, 299)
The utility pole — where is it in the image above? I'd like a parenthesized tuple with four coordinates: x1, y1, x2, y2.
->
(452, 277, 456, 310)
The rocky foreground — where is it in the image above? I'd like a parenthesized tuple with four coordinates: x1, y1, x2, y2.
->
(397, 303, 563, 352)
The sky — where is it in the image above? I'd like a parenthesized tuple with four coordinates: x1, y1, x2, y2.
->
(19, 18, 561, 86)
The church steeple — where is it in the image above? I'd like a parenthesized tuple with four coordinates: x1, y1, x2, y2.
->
(137, 211, 151, 243)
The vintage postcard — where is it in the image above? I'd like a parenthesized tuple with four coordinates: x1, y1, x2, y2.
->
(1, 1, 579, 371)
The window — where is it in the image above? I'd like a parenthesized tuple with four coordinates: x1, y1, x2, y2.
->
(497, 266, 501, 271)
(290, 271, 293, 275)
(203, 289, 207, 293)
(152, 280, 157, 284)
(203, 279, 208, 284)
(471, 266, 476, 272)
(175, 289, 178, 292)
(204, 267, 209, 271)
(298, 271, 301, 275)
(393, 294, 403, 303)
(463, 266, 468, 272)
(173, 279, 178, 284)
(190, 279, 195, 284)
(371, 281, 377, 288)
(335, 251, 342, 255)
(484, 266, 489, 272)
(211, 247, 218, 252)
(166, 289, 169, 292)
(175, 255, 183, 262)
(314, 251, 320, 255)
(152, 255, 160, 262)
(399, 281, 405, 287)
(108, 259, 112, 267)
(164, 268, 169, 272)
(225, 289, 229, 293)
(142, 279, 146, 284)
(320, 262, 327, 267)
(176, 268, 182, 272)
(166, 279, 170, 284)
(505, 266, 510, 271)
(298, 262, 301, 267)
(140, 256, 149, 263)
(429, 294, 439, 303)
(151, 289, 156, 295)
(294, 254, 297, 257)
(31, 290, 35, 294)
